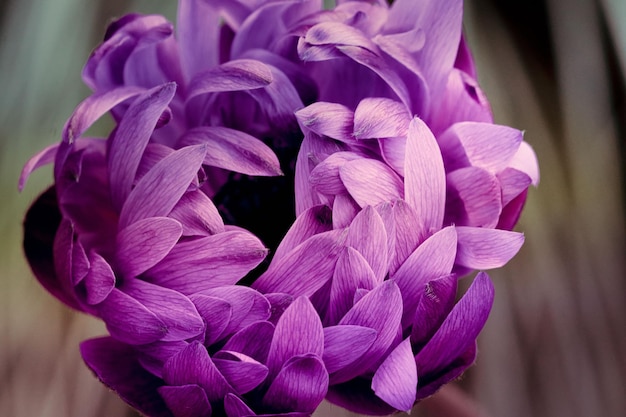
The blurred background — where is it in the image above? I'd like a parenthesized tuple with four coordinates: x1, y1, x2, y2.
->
(1, 0, 624, 416)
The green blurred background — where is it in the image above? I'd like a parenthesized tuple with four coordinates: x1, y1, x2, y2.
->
(1, 1, 624, 416)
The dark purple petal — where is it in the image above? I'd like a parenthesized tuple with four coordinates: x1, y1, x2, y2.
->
(262, 355, 329, 414)
(455, 226, 524, 270)
(273, 205, 333, 262)
(391, 226, 457, 327)
(340, 159, 404, 207)
(168, 190, 225, 236)
(323, 325, 378, 374)
(415, 342, 477, 400)
(97, 288, 167, 345)
(223, 321, 275, 364)
(213, 351, 269, 394)
(84, 252, 116, 305)
(224, 393, 256, 417)
(415, 272, 494, 376)
(121, 279, 205, 342)
(80, 337, 171, 417)
(410, 274, 458, 347)
(328, 247, 377, 324)
(158, 384, 212, 417)
(371, 338, 417, 412)
(118, 144, 207, 228)
(146, 230, 267, 294)
(115, 217, 183, 278)
(334, 280, 403, 383)
(136, 340, 188, 378)
(295, 102, 354, 142)
(266, 296, 324, 375)
(404, 117, 446, 236)
(326, 378, 396, 416)
(108, 83, 176, 210)
(179, 126, 282, 176)
(253, 230, 346, 297)
(445, 167, 502, 228)
(353, 98, 410, 139)
(163, 341, 233, 402)
(346, 206, 388, 283)
(189, 294, 232, 345)
(19, 142, 59, 191)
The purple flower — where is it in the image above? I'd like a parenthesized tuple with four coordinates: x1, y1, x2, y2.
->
(20, 0, 539, 416)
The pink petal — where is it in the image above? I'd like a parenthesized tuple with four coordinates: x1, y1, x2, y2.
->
(446, 167, 502, 228)
(223, 321, 275, 364)
(497, 168, 532, 206)
(177, 0, 220, 80)
(509, 141, 540, 186)
(372, 338, 417, 412)
(189, 294, 232, 345)
(353, 98, 410, 139)
(309, 152, 362, 196)
(404, 117, 446, 235)
(224, 393, 255, 417)
(455, 226, 524, 270)
(340, 159, 404, 207)
(332, 193, 360, 229)
(295, 102, 354, 142)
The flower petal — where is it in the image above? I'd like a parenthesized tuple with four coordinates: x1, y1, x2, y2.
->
(118, 144, 207, 228)
(188, 59, 273, 97)
(115, 217, 183, 278)
(309, 152, 362, 196)
(445, 167, 502, 228)
(455, 226, 524, 270)
(509, 141, 540, 186)
(266, 296, 324, 375)
(168, 190, 225, 236)
(84, 252, 116, 305)
(353, 98, 410, 139)
(213, 351, 269, 395)
(410, 273, 458, 347)
(404, 117, 446, 235)
(158, 384, 212, 417)
(346, 206, 388, 283)
(262, 355, 329, 414)
(146, 230, 267, 294)
(189, 294, 232, 345)
(322, 325, 377, 374)
(372, 338, 417, 412)
(273, 205, 333, 262)
(295, 102, 354, 142)
(415, 272, 494, 376)
(179, 126, 283, 176)
(108, 83, 176, 210)
(223, 321, 275, 364)
(224, 393, 256, 417)
(340, 159, 404, 207)
(19, 142, 59, 191)
(391, 226, 457, 327)
(80, 337, 170, 417)
(177, 0, 220, 79)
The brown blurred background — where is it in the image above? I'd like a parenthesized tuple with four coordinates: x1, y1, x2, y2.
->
(1, 0, 624, 416)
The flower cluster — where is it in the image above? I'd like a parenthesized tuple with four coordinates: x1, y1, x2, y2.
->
(21, 0, 538, 416)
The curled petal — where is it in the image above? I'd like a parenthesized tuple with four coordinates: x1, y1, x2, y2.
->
(353, 98, 410, 139)
(296, 102, 354, 142)
(188, 59, 273, 98)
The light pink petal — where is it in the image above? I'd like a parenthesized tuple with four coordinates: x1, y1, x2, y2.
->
(146, 231, 267, 294)
(347, 206, 388, 283)
(372, 338, 417, 412)
(509, 141, 540, 186)
(323, 325, 378, 374)
(295, 102, 354, 142)
(391, 226, 457, 327)
(253, 230, 346, 297)
(404, 117, 446, 235)
(340, 159, 404, 207)
(179, 126, 282, 176)
(266, 296, 324, 374)
(455, 226, 524, 270)
(446, 167, 502, 228)
(304, 21, 377, 50)
(353, 98, 410, 139)
(108, 83, 176, 210)
(118, 144, 206, 228)
(273, 205, 333, 262)
(115, 217, 182, 278)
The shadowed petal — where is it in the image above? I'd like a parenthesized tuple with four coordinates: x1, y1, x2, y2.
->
(353, 98, 410, 139)
(188, 59, 273, 97)
(108, 83, 176, 210)
(163, 341, 233, 402)
(410, 274, 458, 347)
(158, 384, 212, 417)
(121, 279, 205, 342)
(118, 145, 207, 228)
(340, 159, 403, 207)
(323, 325, 377, 374)
(84, 252, 115, 305)
(415, 343, 477, 401)
(445, 167, 502, 228)
(179, 127, 283, 176)
(146, 231, 267, 294)
(189, 294, 232, 345)
(224, 393, 256, 417)
(273, 205, 333, 261)
(497, 168, 532, 206)
(262, 355, 329, 414)
(391, 226, 457, 327)
(372, 338, 417, 412)
(97, 288, 167, 345)
(404, 117, 445, 236)
(455, 226, 524, 269)
(168, 190, 225, 236)
(223, 321, 275, 364)
(116, 217, 183, 278)
(415, 272, 494, 376)
(267, 296, 324, 375)
(309, 152, 362, 196)
(80, 337, 171, 417)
